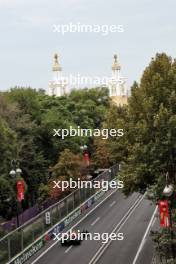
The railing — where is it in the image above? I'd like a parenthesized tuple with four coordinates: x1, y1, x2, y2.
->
(0, 164, 119, 264)
(151, 252, 168, 264)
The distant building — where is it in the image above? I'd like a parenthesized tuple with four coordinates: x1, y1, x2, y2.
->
(108, 55, 128, 106)
(47, 53, 129, 104)
(47, 53, 67, 96)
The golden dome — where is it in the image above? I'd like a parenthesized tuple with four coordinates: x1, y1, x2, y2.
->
(112, 54, 121, 71)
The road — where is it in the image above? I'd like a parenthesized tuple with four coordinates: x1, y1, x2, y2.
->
(27, 189, 157, 264)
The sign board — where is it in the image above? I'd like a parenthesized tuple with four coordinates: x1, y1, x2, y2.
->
(45, 212, 51, 225)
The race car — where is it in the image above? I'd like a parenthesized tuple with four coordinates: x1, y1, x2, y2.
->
(60, 229, 89, 246)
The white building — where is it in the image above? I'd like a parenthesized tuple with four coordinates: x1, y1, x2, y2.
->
(108, 54, 128, 105)
(47, 53, 67, 96)
(47, 53, 129, 105)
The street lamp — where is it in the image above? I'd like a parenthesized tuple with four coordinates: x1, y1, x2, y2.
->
(9, 169, 16, 178)
(163, 172, 175, 261)
(16, 168, 22, 174)
(163, 184, 174, 197)
(9, 159, 22, 228)
(80, 145, 88, 151)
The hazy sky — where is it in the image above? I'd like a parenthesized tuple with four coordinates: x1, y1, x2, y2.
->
(0, 0, 175, 92)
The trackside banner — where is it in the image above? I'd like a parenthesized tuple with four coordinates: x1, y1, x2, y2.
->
(48, 190, 104, 238)
(48, 208, 82, 238)
(10, 239, 44, 264)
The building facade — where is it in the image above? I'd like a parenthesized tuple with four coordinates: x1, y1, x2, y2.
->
(108, 54, 128, 105)
(47, 53, 67, 96)
(47, 53, 129, 106)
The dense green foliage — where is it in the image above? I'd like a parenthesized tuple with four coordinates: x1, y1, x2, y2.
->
(0, 87, 110, 219)
(100, 53, 176, 197)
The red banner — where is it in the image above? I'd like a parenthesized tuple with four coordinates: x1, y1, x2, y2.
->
(83, 153, 90, 166)
(16, 180, 25, 202)
(159, 200, 170, 228)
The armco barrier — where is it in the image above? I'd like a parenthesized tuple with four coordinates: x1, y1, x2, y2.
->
(10, 239, 45, 264)
(2, 164, 118, 264)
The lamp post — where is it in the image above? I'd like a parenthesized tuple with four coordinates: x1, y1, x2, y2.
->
(163, 172, 175, 261)
(9, 159, 22, 228)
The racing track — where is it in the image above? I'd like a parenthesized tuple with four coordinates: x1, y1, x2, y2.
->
(26, 189, 156, 264)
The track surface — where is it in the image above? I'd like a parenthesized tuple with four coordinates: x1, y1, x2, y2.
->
(27, 189, 156, 264)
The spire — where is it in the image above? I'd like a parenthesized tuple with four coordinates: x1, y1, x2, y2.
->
(52, 53, 62, 71)
(112, 54, 121, 71)
(48, 53, 67, 97)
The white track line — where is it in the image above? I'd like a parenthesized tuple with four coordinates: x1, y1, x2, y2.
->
(65, 246, 72, 253)
(132, 206, 157, 264)
(152, 216, 157, 227)
(88, 194, 145, 264)
(91, 217, 100, 226)
(109, 201, 116, 207)
(31, 188, 119, 264)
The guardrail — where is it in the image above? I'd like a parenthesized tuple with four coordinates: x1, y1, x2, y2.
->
(0, 164, 119, 264)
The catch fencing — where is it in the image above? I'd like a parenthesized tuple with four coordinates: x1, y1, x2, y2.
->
(0, 164, 119, 264)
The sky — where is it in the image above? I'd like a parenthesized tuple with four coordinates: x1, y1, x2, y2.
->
(0, 0, 175, 92)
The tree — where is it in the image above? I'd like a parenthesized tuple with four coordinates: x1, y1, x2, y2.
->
(0, 118, 17, 176)
(115, 53, 176, 195)
(0, 86, 110, 219)
(51, 149, 82, 180)
(92, 137, 112, 168)
(0, 177, 16, 219)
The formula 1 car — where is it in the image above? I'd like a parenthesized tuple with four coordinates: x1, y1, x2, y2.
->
(60, 229, 89, 246)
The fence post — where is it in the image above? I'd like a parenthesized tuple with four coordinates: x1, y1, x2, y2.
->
(58, 202, 61, 220)
(72, 193, 75, 210)
(21, 229, 24, 251)
(66, 198, 68, 216)
(78, 188, 81, 205)
(8, 236, 11, 261)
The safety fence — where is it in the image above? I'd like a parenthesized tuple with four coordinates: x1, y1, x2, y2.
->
(0, 164, 119, 264)
(151, 251, 174, 264)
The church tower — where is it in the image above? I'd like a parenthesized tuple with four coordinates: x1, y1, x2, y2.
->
(48, 53, 67, 96)
(108, 54, 128, 105)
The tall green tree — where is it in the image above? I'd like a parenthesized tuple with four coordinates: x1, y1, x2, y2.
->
(119, 53, 176, 195)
